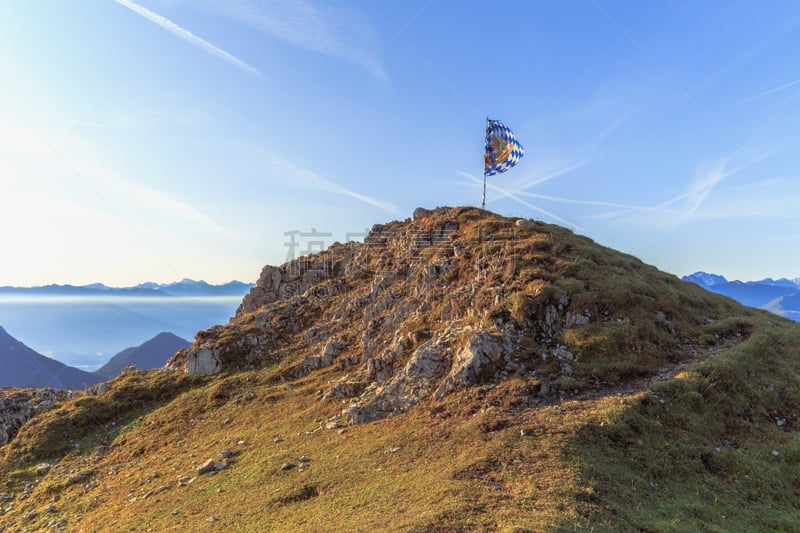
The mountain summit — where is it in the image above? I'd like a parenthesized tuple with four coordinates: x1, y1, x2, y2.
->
(3, 207, 798, 532)
(171, 206, 754, 423)
(93, 332, 190, 381)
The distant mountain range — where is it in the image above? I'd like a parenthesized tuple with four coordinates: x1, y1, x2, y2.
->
(682, 272, 800, 321)
(0, 279, 253, 297)
(93, 332, 190, 381)
(1, 327, 191, 388)
(0, 325, 100, 389)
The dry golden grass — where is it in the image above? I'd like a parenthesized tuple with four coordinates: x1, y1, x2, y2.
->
(2, 207, 799, 531)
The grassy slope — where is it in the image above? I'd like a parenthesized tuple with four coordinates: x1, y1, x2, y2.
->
(1, 210, 799, 531)
(569, 325, 800, 532)
(2, 318, 798, 532)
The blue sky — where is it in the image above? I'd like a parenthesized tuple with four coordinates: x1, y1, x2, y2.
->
(1, 0, 799, 286)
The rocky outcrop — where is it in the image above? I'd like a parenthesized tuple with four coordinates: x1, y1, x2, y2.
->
(346, 336, 452, 423)
(172, 206, 728, 425)
(433, 331, 514, 400)
(186, 346, 222, 375)
(1, 389, 75, 446)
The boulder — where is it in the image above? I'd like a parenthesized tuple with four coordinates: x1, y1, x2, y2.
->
(186, 346, 221, 375)
(433, 332, 509, 400)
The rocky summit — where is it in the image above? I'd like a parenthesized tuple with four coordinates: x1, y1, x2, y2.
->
(170, 206, 750, 423)
(2, 207, 799, 532)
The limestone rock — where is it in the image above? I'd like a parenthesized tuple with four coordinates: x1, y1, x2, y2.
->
(197, 459, 226, 475)
(186, 346, 221, 375)
(346, 337, 450, 424)
(433, 332, 510, 401)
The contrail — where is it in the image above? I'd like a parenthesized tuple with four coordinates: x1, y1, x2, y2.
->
(114, 0, 261, 76)
(456, 171, 583, 231)
(278, 160, 400, 214)
(740, 78, 800, 104)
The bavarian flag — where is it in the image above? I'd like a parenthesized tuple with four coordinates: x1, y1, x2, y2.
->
(484, 118, 524, 177)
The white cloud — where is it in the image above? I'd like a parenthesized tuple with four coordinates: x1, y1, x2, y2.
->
(113, 0, 261, 76)
(191, 0, 386, 81)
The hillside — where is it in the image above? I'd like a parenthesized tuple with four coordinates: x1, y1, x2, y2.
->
(93, 332, 191, 381)
(0, 326, 100, 389)
(1, 207, 798, 532)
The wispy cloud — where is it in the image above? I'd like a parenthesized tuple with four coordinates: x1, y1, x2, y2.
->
(658, 153, 773, 221)
(277, 160, 399, 214)
(191, 0, 385, 81)
(113, 0, 261, 76)
(740, 78, 800, 104)
(591, 152, 776, 225)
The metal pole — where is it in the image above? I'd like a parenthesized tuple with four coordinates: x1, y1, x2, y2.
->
(482, 117, 488, 210)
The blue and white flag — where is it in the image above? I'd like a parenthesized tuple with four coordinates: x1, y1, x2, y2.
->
(484, 119, 524, 177)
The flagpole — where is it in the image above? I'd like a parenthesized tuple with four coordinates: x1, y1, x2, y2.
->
(482, 117, 488, 210)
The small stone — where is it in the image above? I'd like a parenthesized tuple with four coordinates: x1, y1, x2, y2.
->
(171, 510, 180, 516)
(280, 462, 296, 471)
(45, 504, 56, 514)
(337, 428, 347, 435)
(36, 463, 52, 476)
(207, 515, 219, 522)
(385, 446, 402, 454)
(197, 459, 225, 475)
(223, 417, 232, 425)
(520, 429, 530, 437)
(772, 449, 780, 456)
(219, 448, 238, 459)
(273, 437, 283, 443)
(284, 383, 294, 391)
(777, 418, 786, 427)
(325, 421, 340, 430)
(67, 470, 94, 485)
